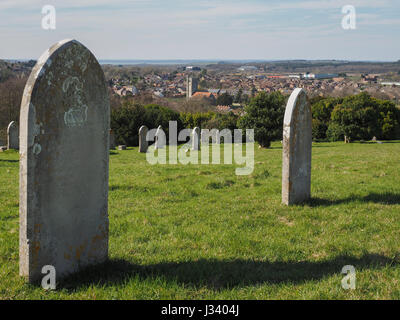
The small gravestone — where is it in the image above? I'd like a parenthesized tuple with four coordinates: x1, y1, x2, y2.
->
(192, 127, 200, 150)
(282, 88, 312, 205)
(118, 145, 126, 150)
(201, 129, 208, 144)
(138, 125, 148, 153)
(372, 136, 377, 142)
(7, 121, 19, 150)
(155, 125, 165, 149)
(201, 129, 219, 144)
(109, 130, 116, 149)
(19, 40, 110, 283)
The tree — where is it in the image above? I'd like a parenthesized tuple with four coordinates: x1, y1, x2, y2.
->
(216, 92, 233, 106)
(327, 92, 400, 141)
(234, 88, 243, 103)
(311, 97, 342, 140)
(238, 91, 286, 148)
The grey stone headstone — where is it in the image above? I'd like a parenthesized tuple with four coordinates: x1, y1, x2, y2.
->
(138, 125, 148, 153)
(201, 129, 208, 144)
(118, 145, 126, 150)
(282, 88, 312, 205)
(155, 125, 166, 149)
(109, 130, 116, 149)
(19, 39, 110, 283)
(201, 129, 219, 144)
(7, 121, 19, 150)
(192, 127, 200, 150)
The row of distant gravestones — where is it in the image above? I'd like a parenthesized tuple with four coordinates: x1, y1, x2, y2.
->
(132, 126, 229, 153)
(11, 40, 311, 284)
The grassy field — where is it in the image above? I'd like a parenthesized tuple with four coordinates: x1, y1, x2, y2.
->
(0, 141, 400, 299)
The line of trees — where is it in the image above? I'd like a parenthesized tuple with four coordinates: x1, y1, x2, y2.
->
(312, 92, 400, 141)
(111, 91, 400, 148)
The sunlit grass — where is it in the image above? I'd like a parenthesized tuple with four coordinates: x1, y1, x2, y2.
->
(0, 141, 400, 299)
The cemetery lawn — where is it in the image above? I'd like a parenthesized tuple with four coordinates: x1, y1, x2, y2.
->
(1, 141, 400, 300)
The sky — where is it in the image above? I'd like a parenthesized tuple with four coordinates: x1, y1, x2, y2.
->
(0, 0, 399, 61)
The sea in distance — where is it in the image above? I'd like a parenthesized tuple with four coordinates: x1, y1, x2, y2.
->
(98, 59, 267, 66)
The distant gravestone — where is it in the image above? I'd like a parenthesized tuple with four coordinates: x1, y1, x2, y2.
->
(118, 145, 126, 150)
(138, 125, 148, 153)
(192, 127, 200, 150)
(201, 129, 219, 144)
(109, 130, 116, 149)
(282, 88, 312, 205)
(19, 40, 110, 283)
(200, 129, 208, 144)
(155, 125, 165, 149)
(7, 121, 19, 150)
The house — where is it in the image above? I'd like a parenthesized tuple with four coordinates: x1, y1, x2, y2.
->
(192, 91, 216, 103)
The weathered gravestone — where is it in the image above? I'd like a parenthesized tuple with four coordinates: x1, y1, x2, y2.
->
(155, 125, 166, 149)
(201, 129, 219, 144)
(282, 88, 312, 205)
(19, 39, 110, 283)
(7, 121, 19, 150)
(138, 125, 148, 153)
(192, 127, 200, 150)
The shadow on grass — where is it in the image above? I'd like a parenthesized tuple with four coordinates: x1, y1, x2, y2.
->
(0, 159, 19, 163)
(58, 253, 397, 291)
(307, 192, 400, 207)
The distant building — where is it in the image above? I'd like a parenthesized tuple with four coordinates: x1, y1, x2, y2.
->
(381, 82, 400, 87)
(153, 90, 164, 98)
(362, 74, 379, 83)
(302, 73, 338, 80)
(186, 75, 198, 99)
(238, 66, 257, 71)
(191, 91, 216, 103)
(185, 66, 201, 71)
(216, 105, 231, 113)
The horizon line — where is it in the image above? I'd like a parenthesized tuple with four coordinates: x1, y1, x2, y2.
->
(2, 58, 399, 64)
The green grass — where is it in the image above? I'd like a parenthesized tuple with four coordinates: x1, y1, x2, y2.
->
(1, 141, 400, 299)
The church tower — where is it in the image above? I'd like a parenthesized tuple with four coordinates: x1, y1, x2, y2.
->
(186, 75, 198, 99)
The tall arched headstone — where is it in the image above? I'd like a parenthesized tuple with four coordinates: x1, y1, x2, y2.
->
(7, 121, 19, 150)
(192, 127, 200, 151)
(282, 88, 312, 205)
(19, 39, 110, 283)
(139, 125, 148, 153)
